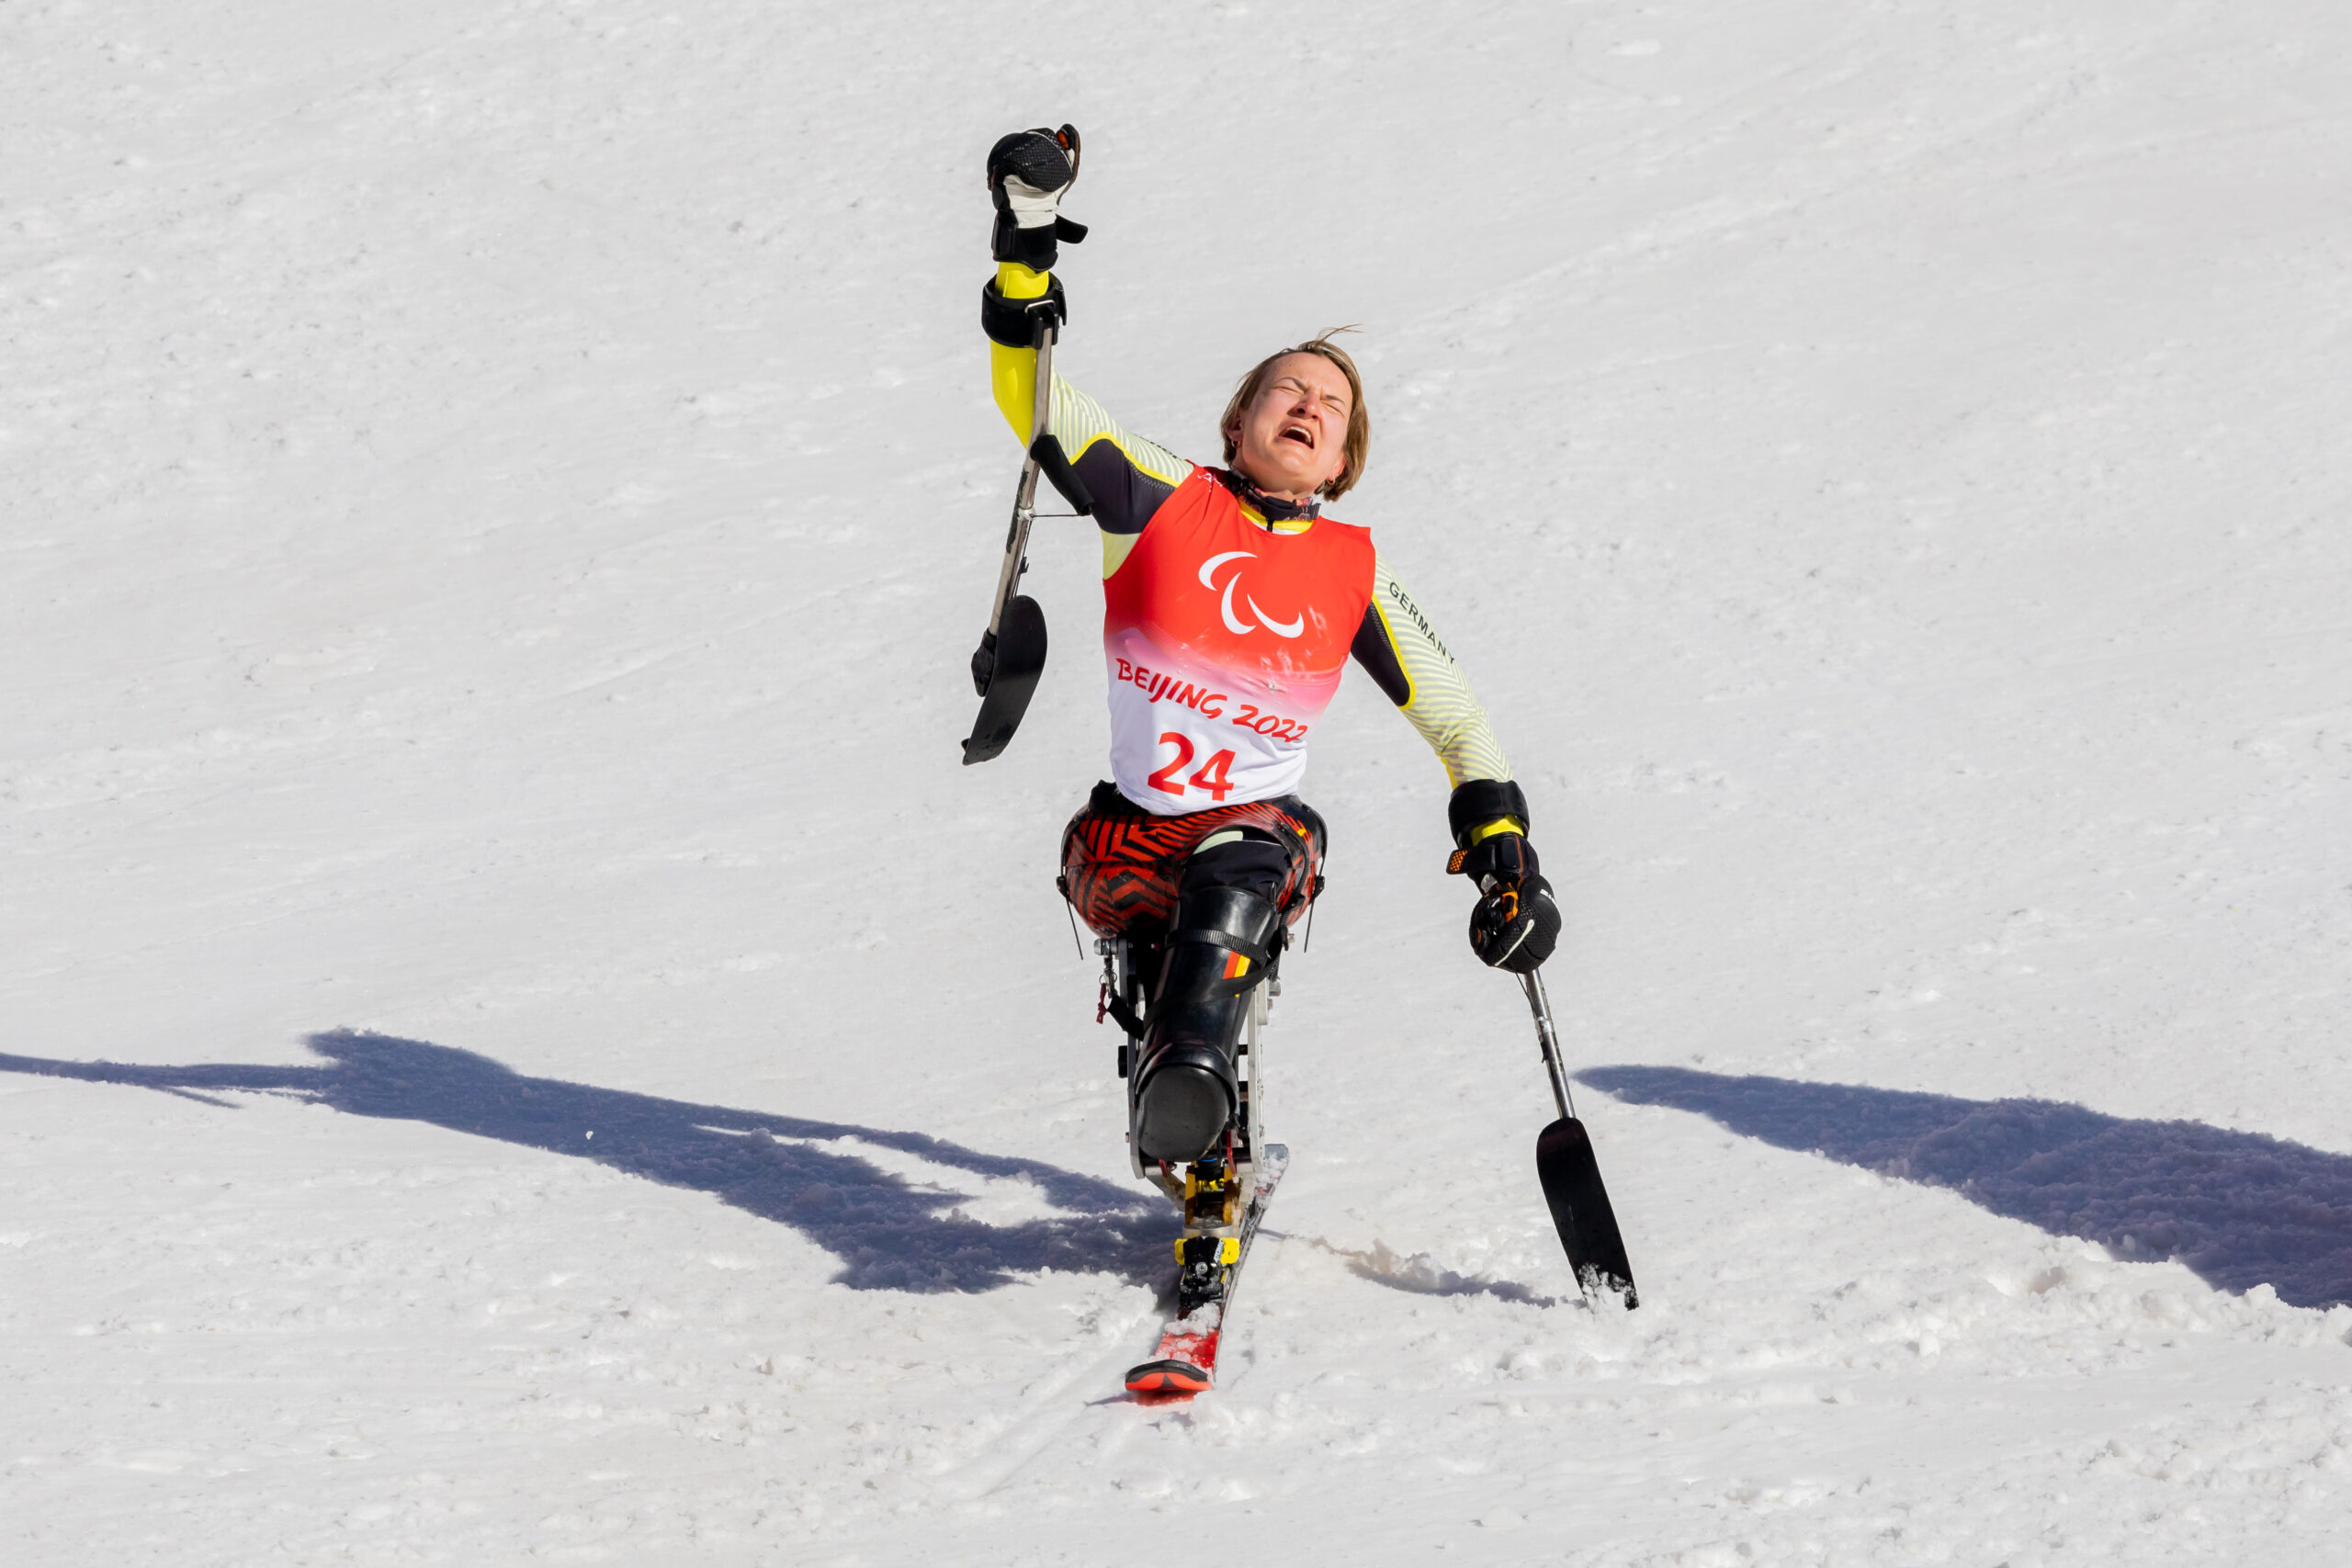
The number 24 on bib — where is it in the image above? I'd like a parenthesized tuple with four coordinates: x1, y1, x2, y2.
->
(1146, 732, 1238, 802)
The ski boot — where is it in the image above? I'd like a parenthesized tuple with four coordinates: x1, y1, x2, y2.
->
(1129, 880, 1281, 1165)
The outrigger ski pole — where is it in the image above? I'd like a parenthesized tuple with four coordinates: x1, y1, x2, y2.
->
(1522, 967, 1639, 1308)
(962, 305, 1094, 764)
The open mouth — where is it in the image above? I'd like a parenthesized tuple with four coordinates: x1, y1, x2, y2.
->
(1277, 422, 1316, 450)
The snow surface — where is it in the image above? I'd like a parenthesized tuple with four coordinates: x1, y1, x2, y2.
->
(6, 0, 2351, 1562)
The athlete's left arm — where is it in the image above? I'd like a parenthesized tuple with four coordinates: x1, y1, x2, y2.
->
(1350, 550, 1524, 836)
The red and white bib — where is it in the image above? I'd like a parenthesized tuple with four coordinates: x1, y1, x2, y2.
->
(1102, 468, 1375, 815)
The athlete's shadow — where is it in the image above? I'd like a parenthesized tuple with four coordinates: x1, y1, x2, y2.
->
(0, 1031, 1175, 1293)
(1580, 1065, 2352, 1310)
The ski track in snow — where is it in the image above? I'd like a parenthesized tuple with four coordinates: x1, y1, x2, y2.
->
(6, 0, 2352, 1562)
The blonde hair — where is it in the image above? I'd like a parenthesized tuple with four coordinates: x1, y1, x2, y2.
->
(1218, 329, 1369, 502)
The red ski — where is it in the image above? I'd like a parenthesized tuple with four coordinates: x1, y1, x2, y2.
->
(1126, 1144, 1289, 1399)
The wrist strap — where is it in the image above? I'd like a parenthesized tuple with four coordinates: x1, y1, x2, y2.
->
(1447, 779, 1531, 850)
(981, 276, 1068, 347)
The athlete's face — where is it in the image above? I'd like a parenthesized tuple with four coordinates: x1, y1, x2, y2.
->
(1226, 353, 1352, 502)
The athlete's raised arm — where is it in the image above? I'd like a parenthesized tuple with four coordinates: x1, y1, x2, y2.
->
(980, 128, 1192, 557)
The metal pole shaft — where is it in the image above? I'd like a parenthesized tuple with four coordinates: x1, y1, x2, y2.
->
(982, 324, 1056, 640)
(1521, 969, 1578, 1122)
(1029, 321, 1057, 446)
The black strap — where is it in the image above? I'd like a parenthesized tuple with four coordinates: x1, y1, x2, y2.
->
(1169, 928, 1273, 969)
(980, 276, 1068, 348)
(1212, 466, 1319, 523)
(1448, 778, 1532, 849)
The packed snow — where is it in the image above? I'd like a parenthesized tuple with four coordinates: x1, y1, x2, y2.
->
(6, 0, 2350, 1562)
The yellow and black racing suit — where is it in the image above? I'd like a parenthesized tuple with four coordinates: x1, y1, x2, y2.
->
(989, 260, 1525, 935)
(991, 265, 1517, 786)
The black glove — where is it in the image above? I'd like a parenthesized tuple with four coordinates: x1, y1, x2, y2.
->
(1448, 834, 1560, 974)
(987, 125, 1088, 270)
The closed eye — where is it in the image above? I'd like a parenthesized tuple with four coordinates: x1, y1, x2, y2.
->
(1272, 378, 1349, 417)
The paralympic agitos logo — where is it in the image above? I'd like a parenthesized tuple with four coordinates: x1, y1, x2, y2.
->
(1196, 551, 1303, 639)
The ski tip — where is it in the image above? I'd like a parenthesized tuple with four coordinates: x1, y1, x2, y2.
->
(1125, 1359, 1214, 1398)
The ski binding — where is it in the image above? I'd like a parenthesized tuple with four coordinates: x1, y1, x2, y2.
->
(1126, 1142, 1288, 1398)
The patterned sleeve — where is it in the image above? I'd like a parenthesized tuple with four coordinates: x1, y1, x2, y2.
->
(1042, 375, 1193, 537)
(989, 265, 1192, 537)
(1349, 549, 1513, 788)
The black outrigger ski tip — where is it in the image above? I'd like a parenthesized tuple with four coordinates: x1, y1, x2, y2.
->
(1536, 1114, 1638, 1309)
(1519, 969, 1638, 1309)
(961, 593, 1047, 764)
